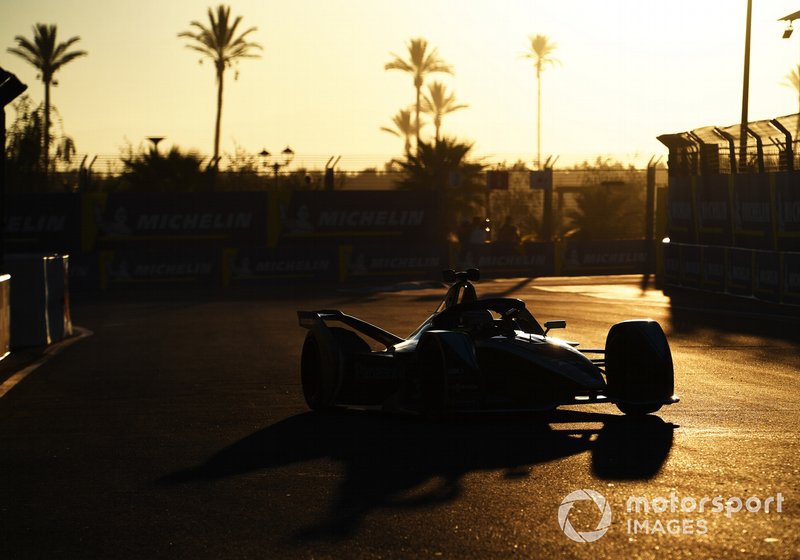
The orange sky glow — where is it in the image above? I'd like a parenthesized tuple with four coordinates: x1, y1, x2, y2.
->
(3, 0, 800, 169)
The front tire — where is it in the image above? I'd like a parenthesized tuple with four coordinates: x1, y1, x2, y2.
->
(605, 320, 674, 416)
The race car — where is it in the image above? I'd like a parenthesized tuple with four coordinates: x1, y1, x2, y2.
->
(297, 269, 679, 416)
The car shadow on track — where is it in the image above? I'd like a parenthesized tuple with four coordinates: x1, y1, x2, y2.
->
(160, 409, 674, 540)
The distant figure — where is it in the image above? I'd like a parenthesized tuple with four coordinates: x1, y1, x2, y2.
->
(497, 216, 521, 245)
(469, 216, 488, 246)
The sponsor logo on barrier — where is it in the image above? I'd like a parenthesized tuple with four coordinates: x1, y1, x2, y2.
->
(740, 202, 771, 224)
(699, 201, 727, 221)
(98, 209, 254, 236)
(348, 255, 441, 275)
(477, 254, 546, 267)
(281, 206, 427, 234)
(319, 210, 425, 228)
(6, 215, 68, 233)
(780, 202, 800, 225)
(110, 260, 214, 280)
(134, 213, 253, 232)
(669, 202, 692, 222)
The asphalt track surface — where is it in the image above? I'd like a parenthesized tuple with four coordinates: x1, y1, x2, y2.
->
(0, 275, 798, 559)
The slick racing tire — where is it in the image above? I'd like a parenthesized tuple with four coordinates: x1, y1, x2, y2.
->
(301, 327, 369, 411)
(605, 320, 674, 416)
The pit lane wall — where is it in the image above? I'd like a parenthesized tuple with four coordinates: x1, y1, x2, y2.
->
(663, 171, 800, 306)
(7, 191, 658, 289)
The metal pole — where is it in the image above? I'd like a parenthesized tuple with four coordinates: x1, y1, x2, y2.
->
(739, 0, 753, 171)
(645, 159, 657, 274)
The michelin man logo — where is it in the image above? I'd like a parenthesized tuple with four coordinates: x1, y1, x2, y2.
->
(558, 489, 612, 542)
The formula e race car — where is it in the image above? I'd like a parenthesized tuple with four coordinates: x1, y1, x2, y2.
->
(297, 269, 679, 416)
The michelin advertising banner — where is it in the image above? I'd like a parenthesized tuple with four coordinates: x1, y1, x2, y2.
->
(339, 244, 448, 282)
(85, 192, 269, 250)
(99, 248, 221, 289)
(560, 240, 651, 275)
(271, 190, 439, 246)
(6, 194, 82, 253)
(455, 242, 554, 278)
(223, 245, 338, 285)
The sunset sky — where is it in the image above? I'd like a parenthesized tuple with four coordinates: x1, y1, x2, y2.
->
(3, 0, 800, 169)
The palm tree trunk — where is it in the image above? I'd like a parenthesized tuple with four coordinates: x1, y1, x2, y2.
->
(214, 67, 224, 170)
(43, 78, 51, 178)
(536, 64, 541, 170)
(415, 83, 421, 152)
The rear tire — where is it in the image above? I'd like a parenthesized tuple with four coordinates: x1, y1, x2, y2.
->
(300, 327, 369, 411)
(605, 320, 674, 416)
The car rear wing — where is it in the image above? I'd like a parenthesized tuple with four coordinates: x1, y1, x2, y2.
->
(298, 310, 404, 348)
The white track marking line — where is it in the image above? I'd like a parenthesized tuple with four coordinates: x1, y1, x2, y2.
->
(0, 327, 93, 399)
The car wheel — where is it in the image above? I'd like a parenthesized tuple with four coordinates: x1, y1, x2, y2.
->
(615, 402, 662, 415)
(301, 327, 369, 411)
(605, 320, 674, 416)
(300, 331, 337, 411)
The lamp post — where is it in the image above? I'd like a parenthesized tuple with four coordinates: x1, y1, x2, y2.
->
(146, 136, 165, 154)
(739, 0, 753, 172)
(258, 146, 294, 188)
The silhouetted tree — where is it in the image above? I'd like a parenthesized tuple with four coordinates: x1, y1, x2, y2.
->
(380, 107, 422, 154)
(522, 34, 559, 169)
(561, 159, 646, 240)
(421, 81, 468, 143)
(385, 38, 452, 151)
(7, 23, 87, 174)
(179, 5, 261, 169)
(395, 137, 485, 235)
(120, 145, 212, 192)
(5, 94, 78, 191)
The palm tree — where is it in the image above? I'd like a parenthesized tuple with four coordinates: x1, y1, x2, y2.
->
(782, 64, 800, 141)
(380, 107, 422, 154)
(179, 5, 261, 169)
(385, 38, 453, 150)
(522, 34, 559, 169)
(8, 23, 87, 173)
(395, 137, 485, 235)
(421, 81, 468, 143)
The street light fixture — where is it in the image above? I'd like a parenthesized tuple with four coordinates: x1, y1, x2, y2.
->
(258, 146, 294, 187)
(146, 136, 165, 154)
(779, 9, 800, 38)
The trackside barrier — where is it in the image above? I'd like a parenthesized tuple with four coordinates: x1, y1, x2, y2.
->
(0, 275, 9, 360)
(6, 254, 73, 348)
(663, 242, 800, 306)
